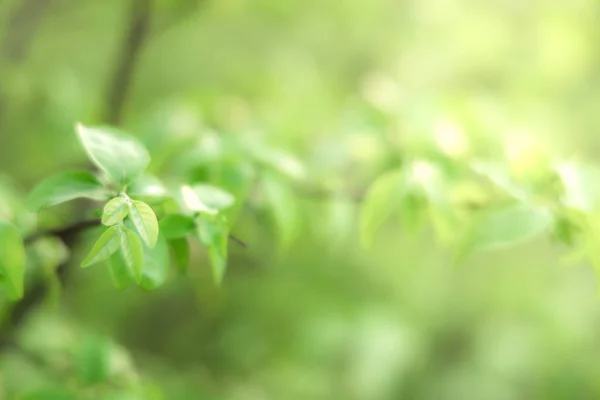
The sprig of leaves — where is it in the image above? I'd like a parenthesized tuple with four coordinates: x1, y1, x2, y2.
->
(20, 124, 240, 295)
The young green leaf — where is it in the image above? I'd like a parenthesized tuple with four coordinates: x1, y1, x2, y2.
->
(196, 213, 229, 284)
(139, 233, 169, 291)
(261, 172, 299, 253)
(76, 123, 150, 185)
(192, 184, 235, 210)
(107, 252, 135, 290)
(180, 184, 235, 214)
(181, 185, 216, 214)
(359, 169, 404, 248)
(120, 227, 144, 282)
(169, 238, 190, 274)
(159, 214, 195, 239)
(81, 226, 122, 268)
(457, 204, 554, 261)
(128, 174, 168, 200)
(102, 197, 129, 226)
(0, 221, 26, 300)
(128, 200, 159, 248)
(26, 171, 107, 211)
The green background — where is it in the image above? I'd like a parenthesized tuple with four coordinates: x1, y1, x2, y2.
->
(1, 0, 600, 398)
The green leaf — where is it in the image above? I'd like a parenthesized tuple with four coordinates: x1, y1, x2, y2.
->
(359, 169, 404, 248)
(181, 184, 234, 214)
(140, 233, 169, 291)
(27, 171, 107, 211)
(457, 204, 554, 261)
(76, 123, 150, 185)
(77, 334, 111, 384)
(159, 214, 195, 239)
(0, 221, 26, 300)
(196, 213, 229, 284)
(128, 175, 168, 200)
(181, 185, 214, 214)
(102, 197, 129, 226)
(261, 172, 299, 253)
(107, 252, 135, 290)
(81, 225, 122, 268)
(120, 227, 144, 282)
(169, 238, 189, 274)
(128, 200, 159, 248)
(193, 184, 235, 210)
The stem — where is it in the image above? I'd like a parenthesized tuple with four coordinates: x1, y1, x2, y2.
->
(228, 234, 248, 248)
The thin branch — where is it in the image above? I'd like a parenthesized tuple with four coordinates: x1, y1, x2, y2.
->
(228, 234, 248, 248)
(104, 0, 153, 125)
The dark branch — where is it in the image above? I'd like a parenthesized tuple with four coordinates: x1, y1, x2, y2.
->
(104, 0, 153, 125)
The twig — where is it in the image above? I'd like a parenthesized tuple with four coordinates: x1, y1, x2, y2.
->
(228, 234, 248, 248)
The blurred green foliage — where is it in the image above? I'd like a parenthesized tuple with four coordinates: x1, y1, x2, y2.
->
(2, 0, 600, 399)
